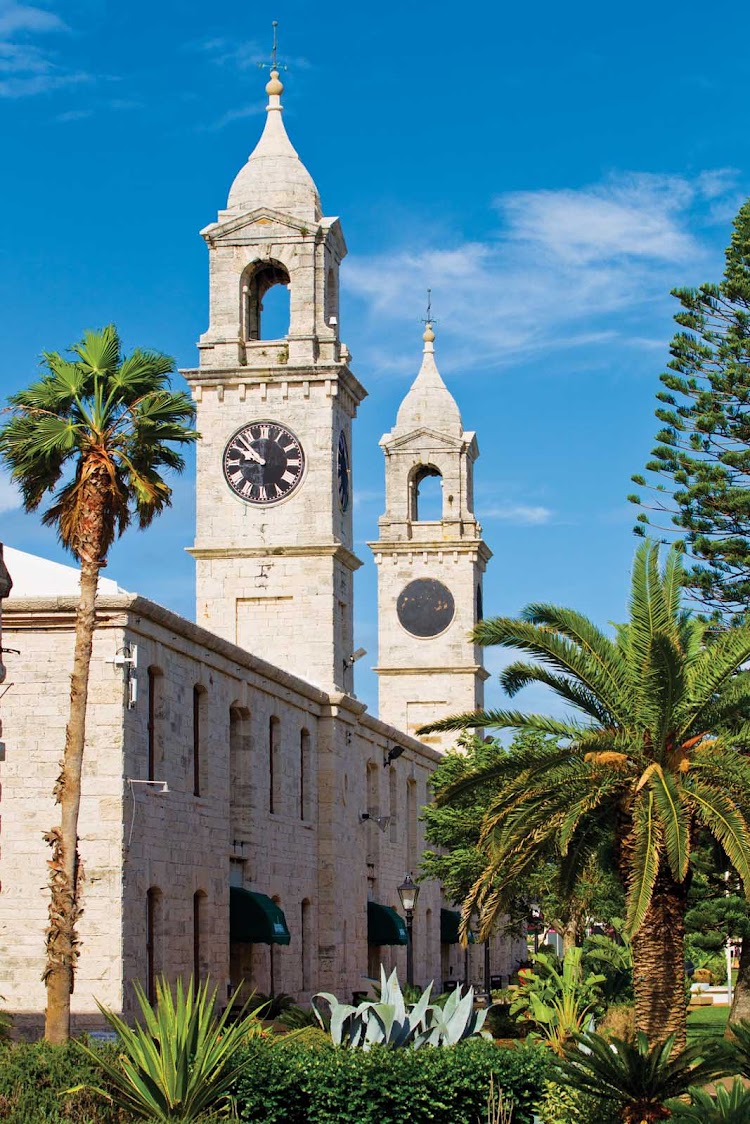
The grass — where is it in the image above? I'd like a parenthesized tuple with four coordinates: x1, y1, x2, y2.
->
(687, 1003, 730, 1042)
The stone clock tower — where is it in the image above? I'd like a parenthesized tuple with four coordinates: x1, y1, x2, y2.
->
(184, 67, 366, 693)
(369, 323, 491, 751)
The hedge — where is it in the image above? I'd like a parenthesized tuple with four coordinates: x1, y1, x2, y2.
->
(0, 1039, 120, 1124)
(233, 1037, 550, 1124)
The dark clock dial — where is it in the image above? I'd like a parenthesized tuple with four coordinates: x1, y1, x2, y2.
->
(337, 429, 350, 512)
(223, 421, 305, 505)
(397, 579, 455, 638)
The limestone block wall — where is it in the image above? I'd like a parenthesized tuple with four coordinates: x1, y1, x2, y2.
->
(1, 594, 525, 1031)
(0, 604, 128, 1034)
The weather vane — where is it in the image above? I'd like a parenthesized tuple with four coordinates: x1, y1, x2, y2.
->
(258, 20, 287, 73)
(420, 289, 437, 327)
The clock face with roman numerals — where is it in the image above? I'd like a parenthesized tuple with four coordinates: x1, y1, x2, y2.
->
(223, 421, 305, 505)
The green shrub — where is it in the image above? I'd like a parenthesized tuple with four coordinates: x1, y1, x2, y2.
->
(0, 1039, 120, 1124)
(233, 1037, 550, 1124)
(536, 1077, 619, 1124)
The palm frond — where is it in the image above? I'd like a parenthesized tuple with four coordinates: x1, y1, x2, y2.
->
(648, 764, 690, 881)
(625, 789, 662, 935)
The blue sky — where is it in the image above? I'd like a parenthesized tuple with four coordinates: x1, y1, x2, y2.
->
(1, 0, 749, 715)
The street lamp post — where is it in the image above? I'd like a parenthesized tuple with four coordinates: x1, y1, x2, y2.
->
(398, 873, 420, 988)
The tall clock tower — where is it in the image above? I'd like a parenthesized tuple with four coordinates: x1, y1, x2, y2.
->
(369, 322, 491, 751)
(184, 66, 366, 693)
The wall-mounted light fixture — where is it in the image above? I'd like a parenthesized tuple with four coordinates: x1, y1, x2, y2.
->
(359, 811, 390, 832)
(383, 744, 406, 768)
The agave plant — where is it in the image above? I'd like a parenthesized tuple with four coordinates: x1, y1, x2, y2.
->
(71, 975, 266, 1122)
(312, 965, 488, 1049)
(669, 1080, 750, 1122)
(554, 1030, 732, 1124)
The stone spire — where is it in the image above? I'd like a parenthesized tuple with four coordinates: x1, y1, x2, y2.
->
(226, 64, 322, 223)
(394, 321, 463, 435)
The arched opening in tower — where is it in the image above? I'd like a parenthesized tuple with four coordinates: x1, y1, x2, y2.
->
(241, 261, 291, 342)
(411, 465, 443, 522)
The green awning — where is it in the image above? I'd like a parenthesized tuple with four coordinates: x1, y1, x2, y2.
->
(230, 887, 291, 945)
(440, 908, 475, 944)
(368, 900, 408, 946)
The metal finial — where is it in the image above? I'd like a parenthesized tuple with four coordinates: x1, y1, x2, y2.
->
(258, 20, 288, 73)
(420, 288, 437, 327)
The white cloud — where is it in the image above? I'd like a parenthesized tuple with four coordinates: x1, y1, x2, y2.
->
(345, 169, 740, 375)
(482, 504, 553, 525)
(0, 1, 89, 98)
(0, 2, 64, 36)
(202, 103, 264, 131)
(0, 470, 21, 514)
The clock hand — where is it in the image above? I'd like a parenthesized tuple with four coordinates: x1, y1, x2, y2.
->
(240, 449, 266, 466)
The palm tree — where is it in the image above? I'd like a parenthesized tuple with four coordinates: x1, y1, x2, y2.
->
(0, 325, 197, 1042)
(418, 543, 750, 1047)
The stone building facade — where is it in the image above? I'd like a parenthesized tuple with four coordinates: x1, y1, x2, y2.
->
(0, 64, 525, 1032)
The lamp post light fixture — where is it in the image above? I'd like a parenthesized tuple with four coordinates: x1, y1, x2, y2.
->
(528, 901, 543, 955)
(397, 873, 420, 987)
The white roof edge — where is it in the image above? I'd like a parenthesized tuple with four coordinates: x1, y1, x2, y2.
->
(3, 546, 129, 597)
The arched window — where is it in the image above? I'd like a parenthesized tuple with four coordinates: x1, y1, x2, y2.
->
(411, 466, 442, 522)
(147, 667, 163, 782)
(476, 584, 484, 623)
(193, 890, 206, 982)
(325, 266, 338, 328)
(241, 261, 291, 341)
(269, 716, 281, 814)
(230, 705, 252, 803)
(301, 898, 312, 992)
(299, 728, 311, 821)
(192, 685, 206, 797)
(406, 778, 418, 867)
(366, 761, 379, 866)
(146, 887, 161, 1004)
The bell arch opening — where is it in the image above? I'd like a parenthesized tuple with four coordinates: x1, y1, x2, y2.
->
(241, 260, 291, 342)
(411, 465, 443, 522)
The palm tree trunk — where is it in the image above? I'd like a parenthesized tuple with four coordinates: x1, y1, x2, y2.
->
(44, 489, 105, 1043)
(631, 866, 689, 1051)
(728, 937, 750, 1028)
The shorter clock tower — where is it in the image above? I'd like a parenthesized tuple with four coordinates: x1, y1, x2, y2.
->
(184, 66, 365, 694)
(369, 322, 491, 752)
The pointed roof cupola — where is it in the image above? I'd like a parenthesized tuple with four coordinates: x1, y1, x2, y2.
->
(227, 65, 322, 224)
(395, 320, 463, 436)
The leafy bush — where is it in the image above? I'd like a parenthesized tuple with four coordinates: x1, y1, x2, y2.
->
(0, 1039, 120, 1123)
(511, 948, 604, 1053)
(276, 1004, 319, 1030)
(536, 1077, 619, 1124)
(253, 991, 297, 1020)
(233, 1037, 550, 1124)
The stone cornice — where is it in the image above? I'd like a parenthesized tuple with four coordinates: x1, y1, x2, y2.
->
(179, 363, 367, 407)
(374, 664, 490, 682)
(368, 539, 493, 564)
(187, 543, 363, 572)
